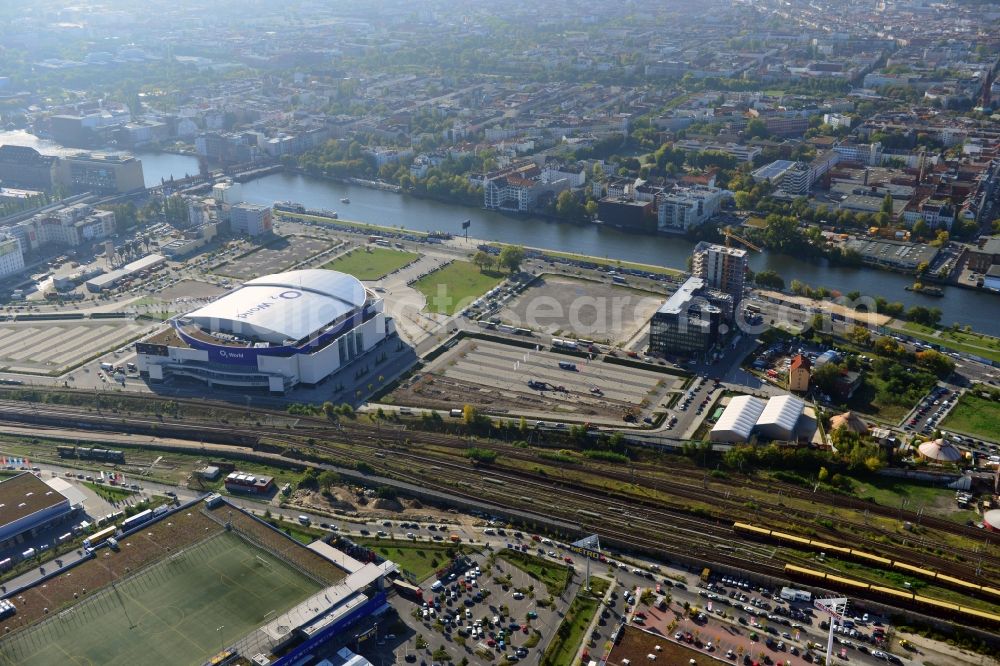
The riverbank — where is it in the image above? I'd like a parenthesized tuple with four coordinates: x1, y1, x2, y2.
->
(239, 171, 1000, 336)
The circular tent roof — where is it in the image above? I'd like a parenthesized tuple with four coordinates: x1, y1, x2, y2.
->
(984, 509, 1000, 532)
(917, 438, 963, 462)
(829, 411, 869, 435)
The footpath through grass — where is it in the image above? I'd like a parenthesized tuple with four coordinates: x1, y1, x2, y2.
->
(540, 576, 610, 666)
(896, 322, 1000, 364)
(942, 392, 1000, 442)
(412, 260, 505, 315)
(497, 549, 572, 596)
(322, 246, 419, 280)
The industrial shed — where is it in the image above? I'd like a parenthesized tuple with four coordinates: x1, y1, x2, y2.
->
(755, 395, 806, 441)
(710, 395, 766, 443)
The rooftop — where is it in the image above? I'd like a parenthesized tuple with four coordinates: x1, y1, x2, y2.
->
(656, 276, 705, 316)
(0, 472, 70, 530)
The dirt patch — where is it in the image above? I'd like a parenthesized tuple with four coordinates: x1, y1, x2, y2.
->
(499, 274, 664, 345)
(285, 485, 465, 524)
(157, 279, 227, 302)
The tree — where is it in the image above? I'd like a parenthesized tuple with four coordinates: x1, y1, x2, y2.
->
(880, 193, 894, 216)
(585, 200, 599, 219)
(754, 270, 785, 290)
(848, 325, 871, 347)
(472, 250, 493, 272)
(812, 363, 844, 395)
(733, 190, 753, 210)
(746, 118, 769, 139)
(915, 349, 955, 378)
(907, 306, 942, 327)
(498, 245, 526, 273)
(911, 218, 928, 240)
(874, 336, 904, 357)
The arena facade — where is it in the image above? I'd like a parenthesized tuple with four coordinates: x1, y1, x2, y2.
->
(136, 269, 391, 393)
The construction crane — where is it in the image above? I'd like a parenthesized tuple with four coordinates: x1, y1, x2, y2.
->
(722, 228, 762, 253)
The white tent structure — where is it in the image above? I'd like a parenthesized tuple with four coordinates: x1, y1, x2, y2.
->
(755, 395, 806, 441)
(710, 395, 766, 443)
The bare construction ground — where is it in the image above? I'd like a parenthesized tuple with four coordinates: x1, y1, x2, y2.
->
(497, 275, 664, 345)
(390, 338, 682, 420)
(213, 234, 334, 280)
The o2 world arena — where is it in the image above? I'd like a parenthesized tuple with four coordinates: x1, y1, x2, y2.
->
(136, 269, 392, 393)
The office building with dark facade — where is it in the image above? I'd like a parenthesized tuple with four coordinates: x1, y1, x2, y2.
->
(648, 276, 726, 356)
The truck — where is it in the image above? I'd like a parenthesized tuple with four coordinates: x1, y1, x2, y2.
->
(100, 362, 114, 372)
(780, 587, 812, 603)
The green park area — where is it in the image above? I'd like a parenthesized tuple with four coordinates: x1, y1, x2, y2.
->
(896, 322, 1000, 364)
(497, 549, 573, 596)
(353, 537, 476, 581)
(412, 260, 505, 315)
(322, 246, 419, 280)
(942, 392, 1000, 442)
(540, 576, 609, 666)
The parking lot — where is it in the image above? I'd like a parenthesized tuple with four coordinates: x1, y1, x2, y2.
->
(370, 546, 572, 665)
(497, 275, 664, 345)
(212, 234, 334, 280)
(392, 338, 680, 421)
(0, 319, 154, 374)
(615, 573, 903, 666)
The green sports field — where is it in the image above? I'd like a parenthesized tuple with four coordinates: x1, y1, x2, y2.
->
(0, 531, 322, 666)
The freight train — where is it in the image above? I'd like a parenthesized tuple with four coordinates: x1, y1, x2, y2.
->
(734, 522, 1000, 601)
(56, 445, 125, 463)
(784, 564, 1000, 627)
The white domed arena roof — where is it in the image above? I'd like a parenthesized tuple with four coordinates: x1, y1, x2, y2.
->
(185, 269, 367, 343)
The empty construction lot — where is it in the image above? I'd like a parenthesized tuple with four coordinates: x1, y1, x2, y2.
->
(497, 275, 664, 345)
(391, 338, 683, 421)
(213, 234, 336, 280)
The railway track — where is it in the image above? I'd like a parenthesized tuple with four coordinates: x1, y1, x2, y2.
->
(2, 394, 999, 588)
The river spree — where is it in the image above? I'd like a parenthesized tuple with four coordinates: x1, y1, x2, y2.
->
(240, 172, 1000, 336)
(0, 131, 994, 335)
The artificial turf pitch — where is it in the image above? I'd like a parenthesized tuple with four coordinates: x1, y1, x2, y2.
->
(0, 531, 322, 666)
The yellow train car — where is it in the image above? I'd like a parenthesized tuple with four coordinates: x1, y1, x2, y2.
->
(870, 585, 915, 603)
(959, 607, 1000, 624)
(936, 573, 980, 592)
(772, 531, 813, 547)
(784, 564, 826, 579)
(980, 586, 1000, 600)
(808, 540, 853, 557)
(914, 595, 962, 612)
(826, 574, 871, 591)
(893, 560, 935, 577)
(849, 549, 892, 567)
(733, 522, 772, 537)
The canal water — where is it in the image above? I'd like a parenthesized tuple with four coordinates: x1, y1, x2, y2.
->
(0, 133, 994, 335)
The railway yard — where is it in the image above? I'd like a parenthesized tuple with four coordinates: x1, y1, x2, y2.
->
(1, 388, 999, 654)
